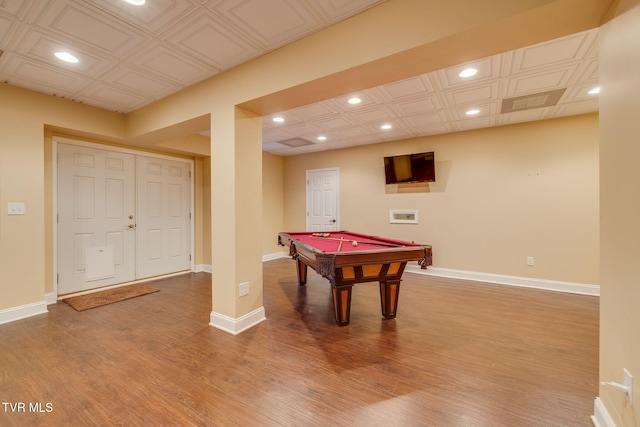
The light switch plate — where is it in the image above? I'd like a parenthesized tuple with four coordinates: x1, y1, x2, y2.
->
(8, 203, 25, 215)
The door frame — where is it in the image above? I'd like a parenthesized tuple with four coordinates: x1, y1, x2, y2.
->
(305, 167, 340, 231)
(52, 136, 195, 299)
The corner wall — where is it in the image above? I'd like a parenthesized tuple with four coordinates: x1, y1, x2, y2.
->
(598, 0, 640, 422)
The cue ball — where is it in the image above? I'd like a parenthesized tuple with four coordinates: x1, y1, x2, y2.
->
(352, 241, 358, 247)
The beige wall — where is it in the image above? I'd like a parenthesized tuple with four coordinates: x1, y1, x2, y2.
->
(599, 0, 640, 421)
(0, 85, 125, 310)
(283, 114, 599, 285)
(262, 153, 285, 256)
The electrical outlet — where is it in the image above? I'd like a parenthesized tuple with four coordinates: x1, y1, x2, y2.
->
(624, 368, 633, 405)
(526, 256, 534, 266)
(239, 282, 249, 297)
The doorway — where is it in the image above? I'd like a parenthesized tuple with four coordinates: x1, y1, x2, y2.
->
(56, 139, 193, 295)
(306, 167, 339, 231)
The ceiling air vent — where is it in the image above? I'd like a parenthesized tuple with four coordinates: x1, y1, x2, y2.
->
(501, 88, 566, 114)
(276, 138, 314, 147)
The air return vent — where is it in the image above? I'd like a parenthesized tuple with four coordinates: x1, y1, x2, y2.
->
(501, 88, 566, 113)
(276, 138, 314, 147)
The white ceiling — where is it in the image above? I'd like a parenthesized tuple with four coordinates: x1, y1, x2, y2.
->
(263, 28, 600, 155)
(0, 0, 599, 157)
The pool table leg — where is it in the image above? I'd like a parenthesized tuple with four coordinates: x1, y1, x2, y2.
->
(296, 259, 308, 285)
(380, 279, 401, 319)
(331, 284, 353, 326)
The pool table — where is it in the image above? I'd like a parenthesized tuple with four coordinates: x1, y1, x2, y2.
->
(278, 231, 432, 326)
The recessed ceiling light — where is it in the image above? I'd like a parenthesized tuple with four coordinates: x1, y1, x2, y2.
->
(380, 124, 392, 130)
(123, 0, 145, 5)
(588, 87, 600, 95)
(466, 109, 480, 116)
(317, 136, 327, 141)
(459, 68, 478, 78)
(54, 52, 79, 63)
(348, 97, 361, 105)
(272, 117, 284, 123)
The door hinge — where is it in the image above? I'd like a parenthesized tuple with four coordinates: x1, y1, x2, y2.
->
(189, 212, 192, 219)
(56, 274, 59, 284)
(189, 254, 192, 261)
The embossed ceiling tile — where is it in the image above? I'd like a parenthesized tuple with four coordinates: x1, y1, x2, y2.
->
(100, 66, 180, 99)
(30, 0, 148, 57)
(308, 0, 383, 22)
(389, 94, 442, 117)
(0, 0, 34, 18)
(0, 14, 19, 47)
(276, 122, 326, 138)
(312, 114, 357, 130)
(553, 99, 599, 117)
(332, 92, 378, 109)
(451, 100, 499, 121)
(83, 0, 198, 36)
(576, 57, 599, 83)
(350, 105, 396, 124)
(443, 81, 501, 108)
(128, 43, 212, 85)
(435, 54, 502, 90)
(505, 66, 578, 97)
(0, 53, 90, 95)
(379, 75, 435, 101)
(74, 82, 148, 112)
(564, 84, 600, 103)
(13, 28, 114, 77)
(213, 0, 323, 48)
(455, 116, 496, 132)
(403, 111, 448, 127)
(161, 12, 260, 70)
(510, 29, 598, 73)
(262, 127, 297, 142)
(499, 108, 550, 125)
(286, 101, 338, 121)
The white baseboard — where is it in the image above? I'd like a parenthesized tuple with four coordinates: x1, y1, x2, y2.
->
(0, 300, 48, 325)
(406, 265, 599, 296)
(209, 307, 266, 335)
(45, 292, 57, 305)
(193, 264, 212, 273)
(263, 252, 288, 262)
(591, 397, 616, 427)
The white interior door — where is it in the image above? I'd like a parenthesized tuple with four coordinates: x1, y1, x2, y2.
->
(136, 156, 191, 278)
(306, 168, 339, 231)
(57, 144, 136, 294)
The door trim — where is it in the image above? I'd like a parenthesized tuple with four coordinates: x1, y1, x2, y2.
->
(305, 167, 339, 231)
(52, 136, 195, 299)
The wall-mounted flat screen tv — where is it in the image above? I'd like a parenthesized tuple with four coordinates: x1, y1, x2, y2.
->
(384, 151, 435, 184)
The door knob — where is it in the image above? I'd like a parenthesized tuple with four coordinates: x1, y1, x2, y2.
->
(128, 224, 136, 229)
(331, 219, 336, 223)
(128, 214, 134, 219)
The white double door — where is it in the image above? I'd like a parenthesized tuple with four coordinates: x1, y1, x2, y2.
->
(57, 142, 191, 295)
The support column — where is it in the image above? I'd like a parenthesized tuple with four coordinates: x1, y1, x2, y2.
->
(209, 106, 265, 334)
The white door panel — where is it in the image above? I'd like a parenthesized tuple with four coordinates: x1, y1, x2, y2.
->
(136, 156, 191, 278)
(57, 144, 136, 294)
(306, 168, 339, 231)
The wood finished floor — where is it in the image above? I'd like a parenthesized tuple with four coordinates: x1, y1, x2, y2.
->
(0, 258, 598, 426)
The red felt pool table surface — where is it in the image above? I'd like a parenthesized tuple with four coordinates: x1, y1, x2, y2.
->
(278, 231, 432, 326)
(281, 231, 423, 253)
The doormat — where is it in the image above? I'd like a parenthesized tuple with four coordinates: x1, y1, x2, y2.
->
(62, 284, 160, 311)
